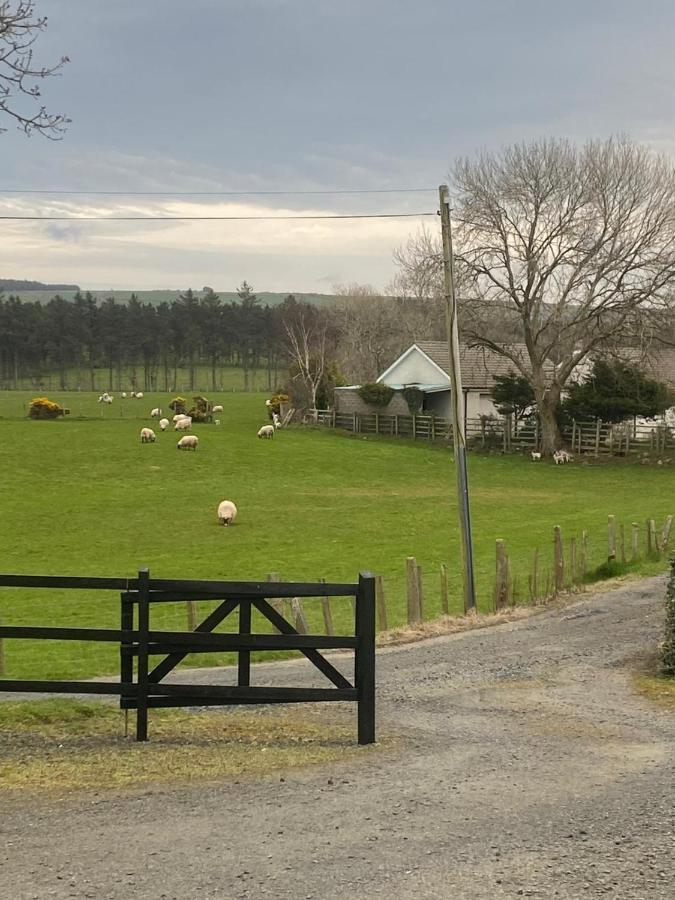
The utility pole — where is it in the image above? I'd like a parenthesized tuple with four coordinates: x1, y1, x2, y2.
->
(439, 184, 476, 611)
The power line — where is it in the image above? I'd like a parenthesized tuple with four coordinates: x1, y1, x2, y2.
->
(0, 212, 437, 221)
(0, 187, 437, 196)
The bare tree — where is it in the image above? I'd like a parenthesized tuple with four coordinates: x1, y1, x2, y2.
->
(331, 284, 401, 382)
(396, 137, 675, 452)
(0, 1, 69, 137)
(282, 302, 328, 410)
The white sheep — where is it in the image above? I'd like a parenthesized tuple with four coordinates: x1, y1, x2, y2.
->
(212, 405, 223, 413)
(553, 449, 572, 465)
(140, 427, 156, 443)
(135, 391, 144, 399)
(175, 416, 192, 431)
(531, 451, 542, 461)
(217, 500, 237, 526)
(272, 412, 281, 429)
(121, 392, 127, 398)
(177, 434, 199, 451)
(257, 424, 274, 439)
(158, 417, 170, 432)
(150, 407, 162, 417)
(98, 392, 113, 404)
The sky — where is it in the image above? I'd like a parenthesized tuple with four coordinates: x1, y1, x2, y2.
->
(2, 0, 675, 293)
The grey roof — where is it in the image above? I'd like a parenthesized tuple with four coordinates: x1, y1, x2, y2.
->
(414, 342, 534, 390)
(616, 346, 675, 390)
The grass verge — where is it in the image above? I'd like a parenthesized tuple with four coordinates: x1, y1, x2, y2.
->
(0, 699, 372, 794)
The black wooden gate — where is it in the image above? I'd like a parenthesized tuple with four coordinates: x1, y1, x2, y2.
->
(0, 570, 375, 743)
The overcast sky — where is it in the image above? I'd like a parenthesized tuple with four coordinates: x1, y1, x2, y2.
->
(2, 0, 675, 292)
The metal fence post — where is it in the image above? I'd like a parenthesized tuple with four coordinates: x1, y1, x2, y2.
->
(355, 572, 376, 745)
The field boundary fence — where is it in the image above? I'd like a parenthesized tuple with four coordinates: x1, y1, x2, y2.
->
(0, 570, 376, 744)
(315, 410, 675, 455)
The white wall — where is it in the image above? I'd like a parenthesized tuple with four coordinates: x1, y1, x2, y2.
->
(378, 347, 450, 387)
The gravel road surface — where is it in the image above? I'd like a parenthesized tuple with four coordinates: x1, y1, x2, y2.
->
(2, 576, 674, 899)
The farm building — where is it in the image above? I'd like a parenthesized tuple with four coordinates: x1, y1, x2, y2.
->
(334, 342, 537, 420)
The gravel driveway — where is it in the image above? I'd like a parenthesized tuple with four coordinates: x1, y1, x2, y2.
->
(2, 576, 674, 899)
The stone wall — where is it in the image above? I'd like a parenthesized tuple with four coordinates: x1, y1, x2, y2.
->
(334, 387, 411, 416)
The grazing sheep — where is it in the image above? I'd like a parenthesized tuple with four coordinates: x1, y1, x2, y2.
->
(158, 417, 170, 431)
(121, 392, 127, 398)
(98, 392, 113, 404)
(531, 451, 542, 461)
(257, 424, 274, 439)
(172, 414, 183, 422)
(175, 416, 192, 431)
(177, 434, 198, 451)
(135, 391, 144, 399)
(217, 500, 237, 526)
(212, 405, 223, 413)
(150, 407, 162, 417)
(140, 427, 156, 443)
(553, 449, 572, 465)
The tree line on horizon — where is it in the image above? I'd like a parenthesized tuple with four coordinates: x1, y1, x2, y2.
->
(0, 283, 296, 393)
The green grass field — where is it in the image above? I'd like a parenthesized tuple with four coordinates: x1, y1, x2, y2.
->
(0, 390, 672, 680)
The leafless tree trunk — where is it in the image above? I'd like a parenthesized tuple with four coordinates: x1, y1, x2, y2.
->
(283, 308, 327, 409)
(395, 137, 675, 453)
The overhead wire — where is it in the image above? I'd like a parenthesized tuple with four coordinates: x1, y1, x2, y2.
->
(0, 212, 438, 221)
(0, 187, 437, 196)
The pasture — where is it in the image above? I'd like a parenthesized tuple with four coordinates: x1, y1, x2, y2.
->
(0, 390, 672, 681)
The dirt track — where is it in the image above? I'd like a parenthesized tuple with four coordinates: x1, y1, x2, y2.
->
(2, 576, 674, 899)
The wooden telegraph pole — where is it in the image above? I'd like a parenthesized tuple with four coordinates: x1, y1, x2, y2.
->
(439, 184, 476, 611)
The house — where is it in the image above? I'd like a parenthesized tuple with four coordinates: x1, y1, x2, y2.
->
(335, 342, 535, 421)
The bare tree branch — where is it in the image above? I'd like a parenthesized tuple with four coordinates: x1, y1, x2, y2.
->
(0, 1, 69, 138)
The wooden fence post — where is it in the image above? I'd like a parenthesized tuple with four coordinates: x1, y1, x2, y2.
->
(553, 526, 564, 595)
(0, 614, 4, 677)
(406, 556, 421, 624)
(394, 414, 399, 436)
(619, 524, 626, 565)
(291, 598, 309, 634)
(646, 518, 653, 555)
(186, 600, 198, 631)
(528, 548, 539, 602)
(661, 515, 673, 553)
(631, 523, 639, 561)
(495, 539, 509, 610)
(320, 577, 334, 636)
(569, 538, 577, 585)
(607, 515, 616, 562)
(440, 564, 449, 615)
(594, 420, 601, 456)
(375, 575, 388, 632)
(580, 530, 588, 579)
(352, 412, 357, 433)
(412, 414, 417, 440)
(416, 565, 425, 621)
(649, 519, 659, 558)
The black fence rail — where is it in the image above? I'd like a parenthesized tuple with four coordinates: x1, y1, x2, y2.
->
(0, 570, 376, 744)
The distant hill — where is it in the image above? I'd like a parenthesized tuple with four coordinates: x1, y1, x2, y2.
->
(0, 278, 80, 293)
(0, 286, 338, 307)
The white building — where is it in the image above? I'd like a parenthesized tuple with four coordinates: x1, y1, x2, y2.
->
(335, 342, 537, 421)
